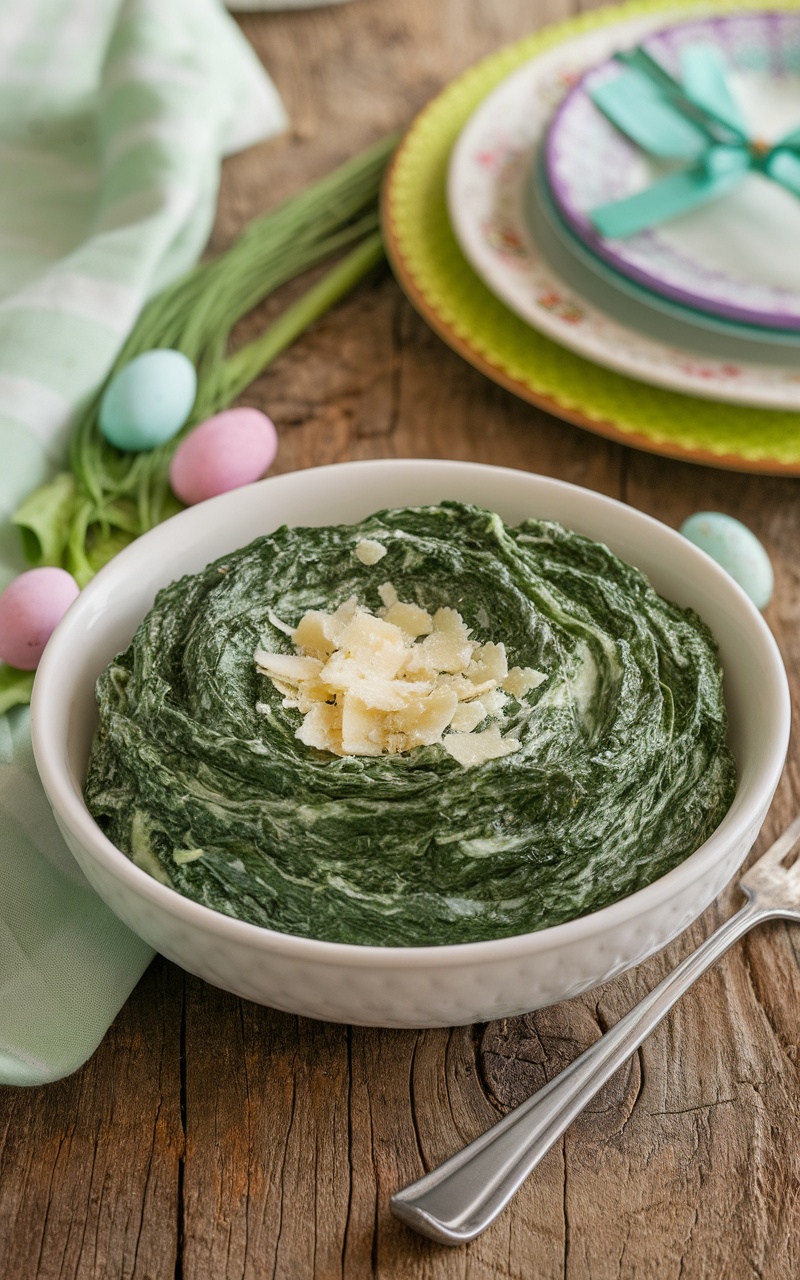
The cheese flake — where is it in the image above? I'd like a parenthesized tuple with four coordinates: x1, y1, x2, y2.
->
(355, 539, 387, 565)
(479, 688, 508, 716)
(378, 581, 398, 608)
(468, 641, 508, 684)
(335, 614, 407, 679)
(254, 651, 323, 684)
(383, 601, 433, 637)
(341, 694, 385, 755)
(450, 701, 487, 734)
(255, 589, 545, 767)
(294, 611, 337, 657)
(504, 666, 547, 698)
(442, 726, 521, 769)
(296, 702, 343, 752)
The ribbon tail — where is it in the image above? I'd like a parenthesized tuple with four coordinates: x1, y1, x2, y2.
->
(590, 162, 748, 240)
(615, 46, 743, 144)
(679, 45, 748, 137)
(590, 68, 710, 160)
(767, 147, 800, 198)
(775, 126, 800, 152)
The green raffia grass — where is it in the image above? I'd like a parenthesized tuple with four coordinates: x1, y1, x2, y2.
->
(13, 133, 398, 593)
(2, 134, 396, 711)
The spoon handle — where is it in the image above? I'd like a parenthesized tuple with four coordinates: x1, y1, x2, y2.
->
(391, 898, 765, 1245)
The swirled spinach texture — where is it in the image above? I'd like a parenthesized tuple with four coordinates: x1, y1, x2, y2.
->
(85, 502, 736, 946)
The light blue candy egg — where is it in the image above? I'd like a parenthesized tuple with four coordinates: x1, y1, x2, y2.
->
(99, 349, 197, 452)
(680, 512, 773, 610)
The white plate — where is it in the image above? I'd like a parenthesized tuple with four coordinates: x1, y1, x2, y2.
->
(546, 11, 800, 330)
(528, 157, 800, 364)
(447, 7, 800, 410)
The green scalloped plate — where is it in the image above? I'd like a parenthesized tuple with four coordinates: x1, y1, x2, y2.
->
(381, 0, 800, 475)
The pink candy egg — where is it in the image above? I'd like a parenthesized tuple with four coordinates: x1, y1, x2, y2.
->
(169, 407, 278, 506)
(0, 567, 80, 670)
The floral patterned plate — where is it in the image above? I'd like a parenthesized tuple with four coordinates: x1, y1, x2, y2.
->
(530, 153, 800, 359)
(546, 11, 800, 330)
(446, 8, 800, 409)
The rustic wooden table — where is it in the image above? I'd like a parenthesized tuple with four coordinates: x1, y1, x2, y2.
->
(2, 2, 799, 1277)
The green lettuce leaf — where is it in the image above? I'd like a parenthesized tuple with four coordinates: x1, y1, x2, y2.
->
(0, 666, 35, 715)
(12, 473, 80, 567)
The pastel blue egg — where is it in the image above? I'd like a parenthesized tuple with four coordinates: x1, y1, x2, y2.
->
(99, 349, 197, 452)
(680, 512, 773, 610)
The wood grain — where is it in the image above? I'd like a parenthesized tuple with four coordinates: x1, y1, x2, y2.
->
(1, 2, 799, 1277)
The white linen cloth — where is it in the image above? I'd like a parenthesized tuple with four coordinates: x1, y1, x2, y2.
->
(0, 0, 286, 1086)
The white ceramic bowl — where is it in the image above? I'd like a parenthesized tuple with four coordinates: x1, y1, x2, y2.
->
(31, 460, 790, 1027)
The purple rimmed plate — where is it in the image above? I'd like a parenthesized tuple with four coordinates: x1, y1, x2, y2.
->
(545, 11, 800, 330)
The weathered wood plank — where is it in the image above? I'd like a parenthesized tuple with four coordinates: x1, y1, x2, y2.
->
(214, 0, 579, 245)
(3, 2, 800, 1278)
(0, 958, 183, 1280)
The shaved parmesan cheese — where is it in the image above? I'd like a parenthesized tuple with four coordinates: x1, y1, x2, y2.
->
(442, 726, 521, 768)
(335, 614, 407, 679)
(391, 686, 459, 747)
(432, 607, 470, 637)
(451, 701, 487, 733)
(328, 595, 359, 640)
(468, 641, 508, 684)
(341, 695, 384, 755)
(355, 539, 387, 565)
(255, 589, 544, 765)
(294, 611, 337, 657)
(405, 628, 473, 676)
(254, 652, 323, 683)
(383, 601, 433, 637)
(505, 666, 546, 698)
(296, 702, 343, 752)
(347, 676, 433, 712)
(378, 581, 398, 608)
(479, 688, 508, 716)
(267, 610, 295, 637)
(447, 676, 497, 700)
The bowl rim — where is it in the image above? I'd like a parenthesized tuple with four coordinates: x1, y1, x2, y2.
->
(31, 458, 791, 969)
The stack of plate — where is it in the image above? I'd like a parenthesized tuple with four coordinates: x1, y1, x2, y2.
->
(383, 1, 800, 474)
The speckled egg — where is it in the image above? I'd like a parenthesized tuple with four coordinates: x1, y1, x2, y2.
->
(680, 512, 773, 610)
(99, 349, 197, 452)
(168, 407, 278, 506)
(0, 568, 80, 670)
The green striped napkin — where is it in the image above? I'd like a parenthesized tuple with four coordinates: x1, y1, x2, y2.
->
(0, 0, 286, 1086)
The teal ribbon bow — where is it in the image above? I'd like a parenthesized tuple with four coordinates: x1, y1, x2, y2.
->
(588, 43, 800, 239)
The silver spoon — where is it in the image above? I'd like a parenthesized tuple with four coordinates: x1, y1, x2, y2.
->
(391, 812, 800, 1245)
